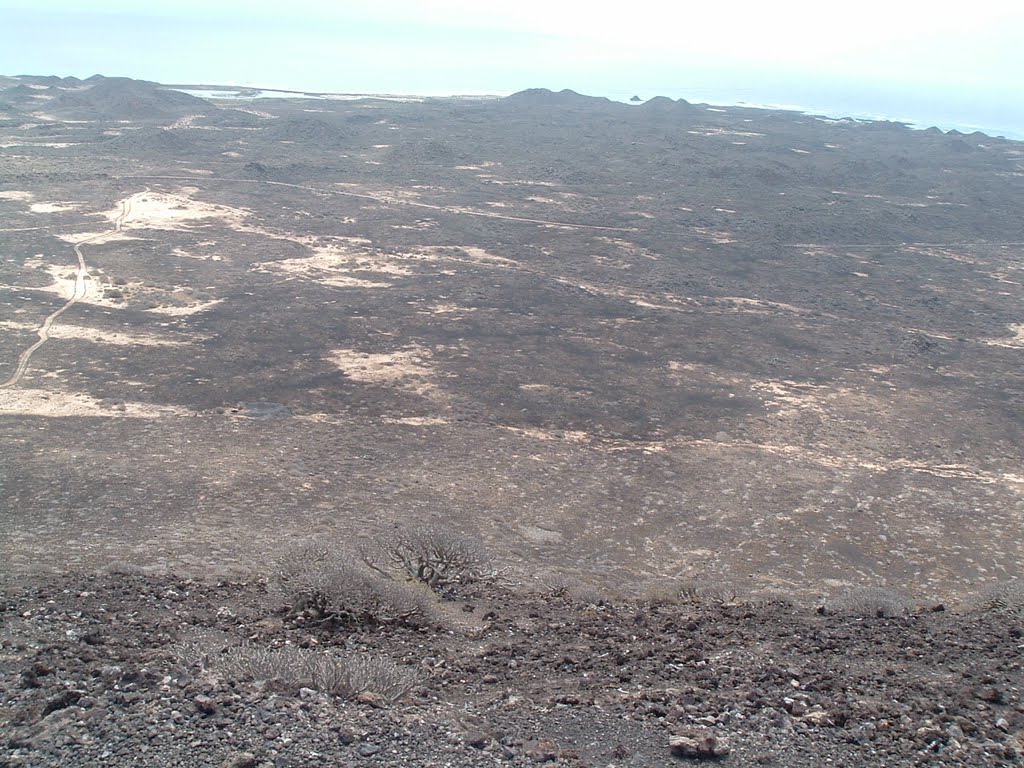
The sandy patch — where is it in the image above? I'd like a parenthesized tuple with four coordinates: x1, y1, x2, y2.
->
(35, 265, 123, 308)
(983, 323, 1024, 348)
(48, 324, 192, 347)
(750, 380, 833, 415)
(145, 298, 223, 317)
(502, 425, 590, 443)
(30, 202, 80, 213)
(424, 303, 478, 315)
(104, 190, 250, 232)
(253, 240, 414, 289)
(54, 231, 139, 246)
(687, 128, 765, 138)
(232, 108, 276, 119)
(172, 247, 223, 262)
(713, 296, 807, 315)
(330, 347, 433, 382)
(518, 524, 564, 544)
(667, 360, 747, 387)
(0, 388, 186, 418)
(380, 416, 450, 426)
(692, 226, 736, 244)
(166, 115, 202, 130)
(330, 346, 444, 398)
(391, 220, 437, 230)
(454, 162, 500, 171)
(455, 246, 519, 268)
(0, 320, 189, 347)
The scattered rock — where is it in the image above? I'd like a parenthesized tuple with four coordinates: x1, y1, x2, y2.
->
(670, 728, 730, 760)
(221, 752, 258, 768)
(357, 742, 381, 757)
(976, 687, 1004, 704)
(462, 730, 490, 749)
(193, 694, 217, 714)
(524, 739, 560, 763)
(356, 690, 387, 709)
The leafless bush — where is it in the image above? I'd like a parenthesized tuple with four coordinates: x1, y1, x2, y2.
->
(344, 654, 420, 701)
(967, 580, 1024, 614)
(826, 586, 914, 618)
(220, 645, 308, 691)
(217, 644, 417, 702)
(677, 578, 746, 606)
(359, 524, 499, 593)
(270, 540, 438, 627)
(171, 640, 211, 671)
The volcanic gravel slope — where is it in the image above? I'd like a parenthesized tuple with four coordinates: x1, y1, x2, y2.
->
(1, 572, 1023, 767)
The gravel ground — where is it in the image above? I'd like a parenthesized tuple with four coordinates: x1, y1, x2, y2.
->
(2, 572, 1023, 767)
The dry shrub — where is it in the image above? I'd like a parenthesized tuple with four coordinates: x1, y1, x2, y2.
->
(217, 644, 417, 702)
(677, 578, 747, 606)
(171, 640, 211, 671)
(827, 586, 914, 618)
(966, 579, 1024, 614)
(359, 524, 500, 593)
(271, 540, 438, 627)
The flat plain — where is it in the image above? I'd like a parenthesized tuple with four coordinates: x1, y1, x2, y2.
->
(2, 76, 1023, 597)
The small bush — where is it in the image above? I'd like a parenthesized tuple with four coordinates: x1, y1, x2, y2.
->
(826, 586, 914, 618)
(216, 644, 417, 702)
(677, 578, 747, 606)
(359, 524, 498, 593)
(967, 580, 1024, 614)
(271, 540, 437, 627)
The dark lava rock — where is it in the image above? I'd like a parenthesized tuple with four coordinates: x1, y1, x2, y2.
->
(221, 752, 258, 768)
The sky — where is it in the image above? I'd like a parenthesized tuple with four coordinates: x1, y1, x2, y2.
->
(2, 0, 1023, 136)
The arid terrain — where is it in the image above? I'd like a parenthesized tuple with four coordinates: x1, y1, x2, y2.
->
(1, 75, 1023, 766)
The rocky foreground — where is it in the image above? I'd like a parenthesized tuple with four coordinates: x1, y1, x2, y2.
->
(1, 571, 1022, 767)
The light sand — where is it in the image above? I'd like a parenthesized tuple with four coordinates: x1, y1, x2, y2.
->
(423, 303, 477, 315)
(145, 298, 224, 317)
(30, 202, 80, 213)
(983, 323, 1024, 348)
(329, 346, 445, 399)
(104, 189, 251, 231)
(0, 387, 187, 418)
(172, 247, 223, 262)
(330, 347, 434, 383)
(0, 320, 190, 347)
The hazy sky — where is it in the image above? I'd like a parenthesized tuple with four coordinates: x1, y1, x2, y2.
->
(2, 1, 1022, 132)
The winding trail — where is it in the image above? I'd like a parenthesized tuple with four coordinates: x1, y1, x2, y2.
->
(1, 197, 133, 389)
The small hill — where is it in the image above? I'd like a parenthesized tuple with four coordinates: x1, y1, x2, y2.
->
(503, 88, 613, 108)
(98, 126, 198, 156)
(46, 76, 211, 121)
